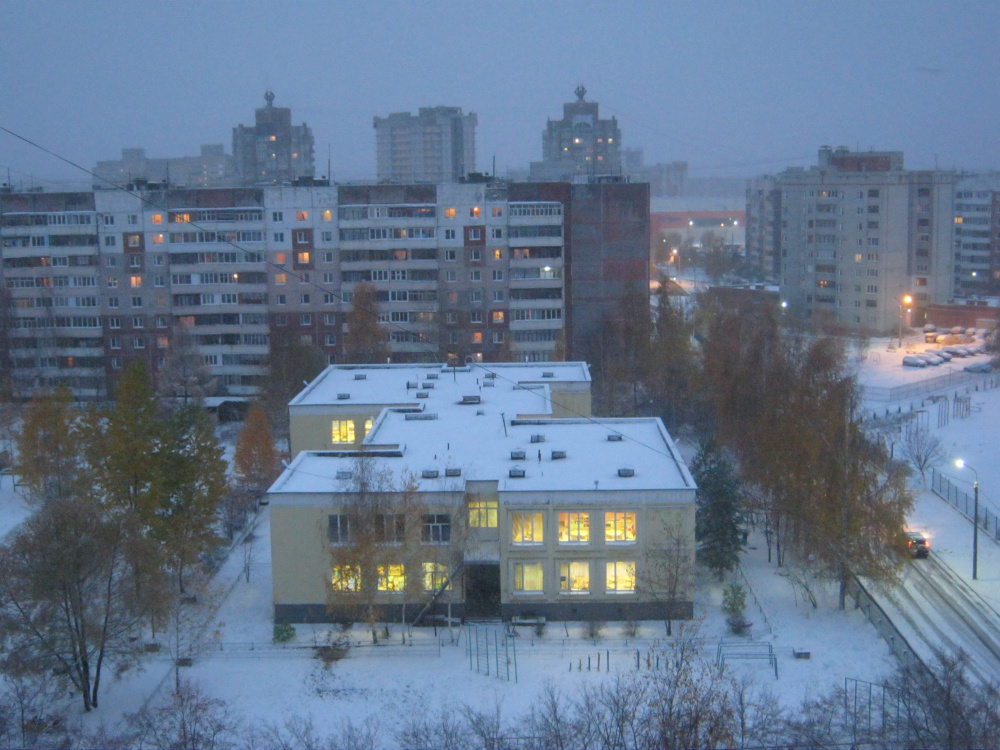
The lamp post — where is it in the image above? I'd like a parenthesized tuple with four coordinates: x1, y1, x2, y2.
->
(671, 248, 681, 282)
(898, 294, 913, 348)
(955, 459, 979, 580)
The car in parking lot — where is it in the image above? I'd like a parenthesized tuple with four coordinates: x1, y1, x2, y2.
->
(906, 531, 930, 558)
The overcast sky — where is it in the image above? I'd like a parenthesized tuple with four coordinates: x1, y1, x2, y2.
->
(2, 1, 998, 189)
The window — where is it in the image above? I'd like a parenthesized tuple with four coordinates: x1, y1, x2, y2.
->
(275, 273, 287, 285)
(492, 228, 503, 239)
(132, 316, 144, 328)
(444, 208, 456, 219)
(376, 514, 405, 544)
(444, 229, 456, 240)
(131, 296, 143, 307)
(109, 336, 121, 350)
(492, 270, 503, 281)
(273, 232, 285, 242)
(377, 564, 405, 592)
(104, 235, 116, 247)
(493, 291, 504, 302)
(297, 251, 311, 264)
(493, 249, 503, 260)
(128, 214, 138, 225)
(328, 514, 351, 544)
(109, 316, 121, 329)
(130, 275, 142, 288)
(470, 270, 481, 282)
(107, 256, 118, 267)
(558, 512, 590, 543)
(152, 234, 164, 245)
(321, 209, 332, 221)
(559, 561, 590, 592)
(132, 336, 145, 349)
(331, 565, 360, 592)
(422, 562, 450, 591)
(514, 562, 544, 592)
(469, 228, 482, 241)
(470, 207, 481, 218)
(296, 211, 308, 221)
(605, 511, 637, 542)
(325, 334, 337, 345)
(491, 207, 503, 218)
(606, 561, 636, 592)
(272, 211, 283, 222)
(299, 314, 311, 326)
(470, 249, 481, 261)
(151, 214, 163, 225)
(127, 234, 141, 248)
(107, 278, 119, 288)
(445, 270, 457, 282)
(422, 514, 451, 544)
(469, 499, 498, 528)
(332, 420, 355, 443)
(276, 294, 286, 305)
(300, 294, 311, 304)
(512, 512, 543, 544)
(492, 311, 505, 324)
(295, 232, 307, 244)
(445, 249, 456, 261)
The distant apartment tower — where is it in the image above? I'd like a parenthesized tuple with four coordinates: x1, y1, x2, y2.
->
(94, 145, 237, 190)
(233, 91, 315, 185)
(530, 86, 621, 182)
(744, 175, 782, 279)
(953, 173, 1000, 299)
(373, 106, 477, 183)
(748, 147, 956, 332)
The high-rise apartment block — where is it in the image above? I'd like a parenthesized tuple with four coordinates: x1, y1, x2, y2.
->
(373, 107, 477, 183)
(746, 147, 957, 332)
(233, 91, 315, 185)
(0, 179, 648, 400)
(530, 87, 622, 182)
(94, 145, 238, 190)
(953, 173, 1000, 299)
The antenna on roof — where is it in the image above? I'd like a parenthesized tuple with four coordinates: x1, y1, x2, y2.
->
(501, 412, 507, 438)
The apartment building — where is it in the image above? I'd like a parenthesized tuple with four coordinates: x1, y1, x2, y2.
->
(747, 147, 957, 332)
(373, 106, 477, 183)
(269, 362, 696, 623)
(233, 91, 315, 185)
(0, 179, 647, 400)
(93, 145, 238, 190)
(953, 173, 1000, 299)
(529, 86, 622, 182)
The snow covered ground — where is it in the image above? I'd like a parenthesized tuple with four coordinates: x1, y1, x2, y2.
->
(0, 345, 997, 742)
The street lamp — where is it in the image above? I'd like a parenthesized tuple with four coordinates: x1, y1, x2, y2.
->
(898, 294, 913, 348)
(671, 248, 681, 281)
(955, 459, 979, 580)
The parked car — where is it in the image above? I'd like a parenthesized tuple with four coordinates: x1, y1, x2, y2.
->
(902, 356, 927, 368)
(964, 361, 993, 374)
(906, 531, 930, 558)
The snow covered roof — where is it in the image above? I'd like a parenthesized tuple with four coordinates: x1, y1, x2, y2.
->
(269, 414, 694, 500)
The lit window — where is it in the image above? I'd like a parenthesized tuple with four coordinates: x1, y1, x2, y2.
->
(151, 214, 162, 225)
(472, 331, 482, 344)
(514, 562, 544, 592)
(469, 499, 498, 528)
(491, 207, 503, 218)
(605, 511, 637, 542)
(492, 311, 505, 324)
(493, 249, 503, 260)
(377, 564, 405, 592)
(268, 135, 277, 142)
(297, 211, 308, 221)
(275, 273, 287, 285)
(558, 512, 590, 543)
(364, 418, 373, 436)
(331, 420, 355, 443)
(276, 252, 286, 264)
(444, 208, 456, 219)
(512, 512, 543, 544)
(422, 562, 450, 591)
(322, 210, 332, 221)
(157, 337, 168, 348)
(606, 561, 635, 592)
(297, 252, 311, 264)
(152, 234, 163, 245)
(331, 565, 360, 591)
(127, 234, 141, 248)
(130, 276, 142, 288)
(560, 561, 590, 592)
(470, 207, 481, 218)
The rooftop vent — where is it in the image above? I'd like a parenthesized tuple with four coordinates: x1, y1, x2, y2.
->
(530, 434, 545, 444)
(421, 382, 435, 389)
(421, 469, 439, 479)
(509, 468, 526, 478)
(427, 373, 439, 380)
(353, 373, 367, 380)
(445, 468, 462, 477)
(551, 450, 567, 460)
(406, 381, 418, 389)
(335, 470, 354, 480)
(607, 434, 624, 442)
(542, 371, 554, 378)
(337, 393, 350, 400)
(476, 409, 485, 416)
(416, 391, 429, 399)
(485, 372, 497, 380)
(461, 395, 481, 405)
(617, 467, 635, 478)
(510, 450, 526, 461)
(483, 381, 495, 388)
(405, 413, 438, 421)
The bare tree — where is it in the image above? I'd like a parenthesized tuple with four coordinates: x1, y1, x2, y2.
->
(156, 322, 216, 409)
(902, 421, 944, 485)
(636, 519, 692, 635)
(122, 679, 236, 750)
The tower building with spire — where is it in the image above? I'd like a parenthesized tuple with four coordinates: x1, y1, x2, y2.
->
(233, 91, 315, 185)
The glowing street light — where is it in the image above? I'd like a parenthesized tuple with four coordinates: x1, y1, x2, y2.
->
(955, 459, 980, 580)
(898, 294, 913, 348)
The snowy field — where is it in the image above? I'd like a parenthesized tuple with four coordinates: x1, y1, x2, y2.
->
(0, 344, 997, 743)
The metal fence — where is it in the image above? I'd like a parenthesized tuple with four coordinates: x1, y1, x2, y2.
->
(466, 623, 518, 682)
(930, 468, 1000, 542)
(863, 371, 996, 403)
